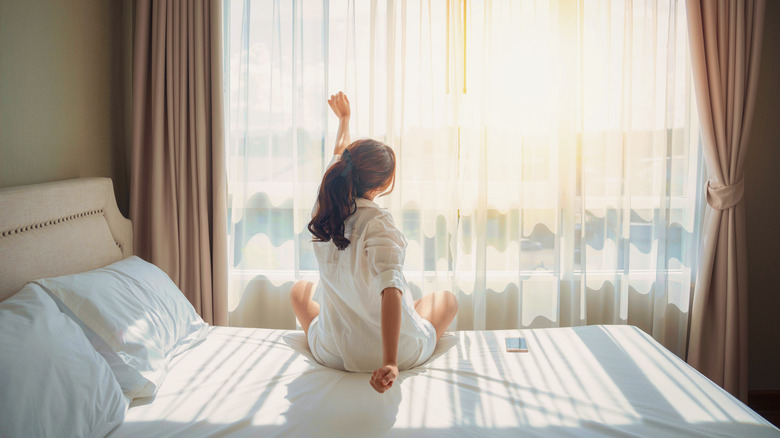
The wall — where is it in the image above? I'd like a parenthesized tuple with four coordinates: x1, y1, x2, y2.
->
(746, 0, 780, 391)
(0, 0, 129, 214)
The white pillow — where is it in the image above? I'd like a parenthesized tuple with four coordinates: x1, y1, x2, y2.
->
(34, 256, 209, 400)
(0, 284, 127, 438)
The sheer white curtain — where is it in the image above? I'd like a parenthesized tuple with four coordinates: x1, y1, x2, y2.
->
(224, 0, 703, 357)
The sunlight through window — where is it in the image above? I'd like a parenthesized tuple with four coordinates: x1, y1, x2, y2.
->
(223, 0, 703, 356)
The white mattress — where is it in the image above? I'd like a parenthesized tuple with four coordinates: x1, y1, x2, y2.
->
(110, 325, 779, 437)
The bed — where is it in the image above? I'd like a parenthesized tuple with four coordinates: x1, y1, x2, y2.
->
(1, 177, 778, 437)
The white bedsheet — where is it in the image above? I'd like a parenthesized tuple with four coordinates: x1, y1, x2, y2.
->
(111, 325, 779, 437)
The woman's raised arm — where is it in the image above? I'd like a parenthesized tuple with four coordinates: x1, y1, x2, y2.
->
(328, 92, 351, 155)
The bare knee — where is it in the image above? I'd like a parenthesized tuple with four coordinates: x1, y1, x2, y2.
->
(441, 290, 458, 318)
(444, 291, 458, 322)
(290, 280, 313, 304)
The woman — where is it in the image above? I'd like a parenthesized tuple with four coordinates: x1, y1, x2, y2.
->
(290, 92, 458, 394)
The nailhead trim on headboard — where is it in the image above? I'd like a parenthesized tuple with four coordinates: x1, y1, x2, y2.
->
(0, 209, 105, 237)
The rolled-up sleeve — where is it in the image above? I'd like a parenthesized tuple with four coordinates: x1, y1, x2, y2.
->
(364, 214, 408, 295)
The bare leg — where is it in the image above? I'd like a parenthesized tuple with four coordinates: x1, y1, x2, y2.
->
(414, 290, 458, 341)
(289, 280, 320, 336)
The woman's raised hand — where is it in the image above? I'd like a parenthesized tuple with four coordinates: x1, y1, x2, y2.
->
(328, 91, 350, 121)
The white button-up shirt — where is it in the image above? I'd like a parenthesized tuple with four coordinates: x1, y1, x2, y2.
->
(307, 192, 436, 372)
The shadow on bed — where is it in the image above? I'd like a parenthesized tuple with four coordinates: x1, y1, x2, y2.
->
(110, 329, 780, 437)
(277, 332, 458, 436)
(109, 417, 780, 437)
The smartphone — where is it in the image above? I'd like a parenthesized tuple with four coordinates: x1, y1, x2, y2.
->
(505, 337, 528, 352)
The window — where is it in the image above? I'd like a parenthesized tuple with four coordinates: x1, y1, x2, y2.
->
(223, 0, 703, 357)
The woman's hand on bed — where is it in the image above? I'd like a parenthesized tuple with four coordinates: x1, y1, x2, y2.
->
(369, 364, 399, 393)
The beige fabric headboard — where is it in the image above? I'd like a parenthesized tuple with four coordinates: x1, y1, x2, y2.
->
(0, 177, 132, 300)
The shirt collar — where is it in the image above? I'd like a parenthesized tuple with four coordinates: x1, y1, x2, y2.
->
(355, 197, 380, 209)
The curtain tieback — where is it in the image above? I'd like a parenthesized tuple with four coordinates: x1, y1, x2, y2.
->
(706, 177, 744, 210)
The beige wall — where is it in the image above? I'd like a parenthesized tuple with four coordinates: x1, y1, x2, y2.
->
(746, 1, 780, 391)
(0, 0, 129, 214)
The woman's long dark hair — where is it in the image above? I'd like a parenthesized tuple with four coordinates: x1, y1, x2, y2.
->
(308, 139, 396, 250)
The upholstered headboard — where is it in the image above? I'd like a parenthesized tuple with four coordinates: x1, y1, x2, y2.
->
(0, 178, 132, 300)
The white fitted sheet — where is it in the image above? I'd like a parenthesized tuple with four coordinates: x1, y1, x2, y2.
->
(110, 325, 779, 437)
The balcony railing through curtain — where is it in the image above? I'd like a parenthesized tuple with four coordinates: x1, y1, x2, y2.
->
(223, 0, 704, 358)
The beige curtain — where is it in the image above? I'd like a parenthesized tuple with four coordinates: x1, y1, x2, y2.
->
(685, 0, 765, 401)
(130, 0, 228, 325)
